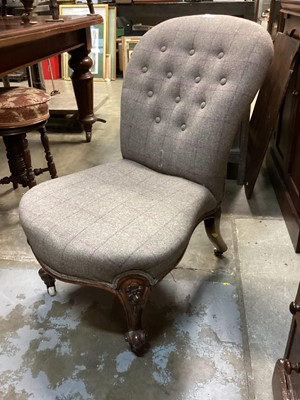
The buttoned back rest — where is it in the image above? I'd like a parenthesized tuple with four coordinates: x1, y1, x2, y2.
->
(120, 15, 273, 201)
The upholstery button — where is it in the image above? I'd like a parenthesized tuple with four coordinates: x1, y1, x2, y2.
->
(218, 52, 224, 59)
(155, 117, 161, 123)
(142, 66, 148, 73)
(200, 101, 206, 109)
(220, 78, 227, 85)
(189, 49, 195, 56)
(181, 124, 186, 131)
(148, 91, 154, 97)
(161, 46, 167, 52)
(166, 72, 172, 78)
(195, 76, 201, 83)
(175, 96, 181, 103)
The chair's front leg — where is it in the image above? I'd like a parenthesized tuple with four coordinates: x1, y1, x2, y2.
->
(117, 276, 152, 355)
(204, 208, 228, 256)
(38, 268, 56, 296)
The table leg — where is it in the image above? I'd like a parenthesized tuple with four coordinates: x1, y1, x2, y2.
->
(69, 47, 96, 142)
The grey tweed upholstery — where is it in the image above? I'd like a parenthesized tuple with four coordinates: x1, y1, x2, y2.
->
(121, 15, 273, 201)
(19, 160, 217, 284)
(19, 15, 273, 287)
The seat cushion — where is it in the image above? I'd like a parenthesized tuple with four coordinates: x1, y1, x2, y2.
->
(19, 160, 218, 285)
(0, 87, 50, 129)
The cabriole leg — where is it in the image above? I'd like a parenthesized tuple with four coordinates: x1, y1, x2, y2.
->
(117, 276, 152, 355)
(204, 208, 228, 256)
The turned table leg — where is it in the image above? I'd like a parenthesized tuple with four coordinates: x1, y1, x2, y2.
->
(69, 47, 96, 143)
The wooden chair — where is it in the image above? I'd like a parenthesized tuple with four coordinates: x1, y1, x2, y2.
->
(0, 86, 57, 189)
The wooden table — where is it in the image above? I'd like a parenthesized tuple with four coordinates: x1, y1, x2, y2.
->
(0, 14, 102, 142)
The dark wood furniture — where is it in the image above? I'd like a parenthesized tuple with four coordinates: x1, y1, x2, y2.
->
(244, 33, 300, 199)
(273, 283, 300, 399)
(116, 1, 256, 184)
(116, 1, 256, 27)
(266, 5, 300, 253)
(0, 13, 102, 142)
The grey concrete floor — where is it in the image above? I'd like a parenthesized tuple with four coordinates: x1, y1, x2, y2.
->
(0, 79, 299, 400)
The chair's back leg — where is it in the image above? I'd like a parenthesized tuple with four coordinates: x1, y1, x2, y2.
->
(204, 208, 228, 256)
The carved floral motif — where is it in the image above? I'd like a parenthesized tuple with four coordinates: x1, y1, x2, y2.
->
(126, 283, 144, 305)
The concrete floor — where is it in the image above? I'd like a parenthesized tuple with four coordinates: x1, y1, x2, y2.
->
(0, 79, 299, 400)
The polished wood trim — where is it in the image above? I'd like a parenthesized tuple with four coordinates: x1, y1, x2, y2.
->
(0, 16, 101, 77)
(0, 15, 102, 46)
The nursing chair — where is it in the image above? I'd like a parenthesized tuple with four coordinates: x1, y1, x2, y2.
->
(19, 15, 273, 354)
(0, 87, 57, 189)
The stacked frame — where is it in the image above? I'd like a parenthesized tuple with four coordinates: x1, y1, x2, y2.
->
(59, 4, 109, 81)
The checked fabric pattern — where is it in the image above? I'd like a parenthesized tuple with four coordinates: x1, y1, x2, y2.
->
(19, 15, 273, 286)
(121, 15, 273, 202)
